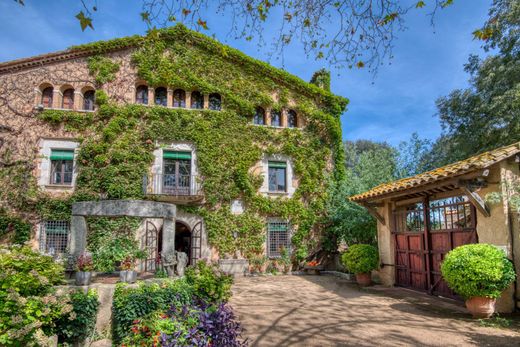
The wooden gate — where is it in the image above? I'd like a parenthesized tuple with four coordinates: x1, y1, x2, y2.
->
(392, 196, 477, 297)
(191, 221, 202, 265)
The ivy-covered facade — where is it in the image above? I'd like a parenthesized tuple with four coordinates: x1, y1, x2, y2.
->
(0, 25, 347, 266)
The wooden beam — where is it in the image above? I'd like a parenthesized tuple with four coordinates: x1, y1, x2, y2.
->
(361, 203, 385, 225)
(460, 185, 490, 217)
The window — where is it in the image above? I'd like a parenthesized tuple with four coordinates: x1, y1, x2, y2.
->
(271, 110, 281, 127)
(40, 220, 70, 255)
(162, 151, 192, 195)
(83, 90, 95, 111)
(41, 87, 53, 108)
(50, 149, 74, 185)
(191, 91, 203, 109)
(173, 89, 186, 107)
(268, 161, 287, 192)
(136, 85, 149, 104)
(209, 93, 221, 111)
(155, 87, 167, 106)
(287, 110, 297, 128)
(253, 107, 265, 125)
(62, 88, 74, 109)
(267, 221, 291, 258)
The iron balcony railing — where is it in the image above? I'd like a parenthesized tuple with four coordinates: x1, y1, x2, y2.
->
(143, 174, 202, 197)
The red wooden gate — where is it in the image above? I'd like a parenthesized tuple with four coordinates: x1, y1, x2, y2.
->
(392, 196, 477, 298)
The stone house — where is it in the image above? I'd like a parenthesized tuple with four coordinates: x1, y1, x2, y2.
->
(350, 142, 520, 312)
(0, 25, 347, 272)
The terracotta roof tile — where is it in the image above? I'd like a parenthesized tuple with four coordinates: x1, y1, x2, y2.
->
(350, 141, 520, 202)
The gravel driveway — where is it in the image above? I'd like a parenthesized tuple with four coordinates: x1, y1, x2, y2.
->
(230, 275, 520, 347)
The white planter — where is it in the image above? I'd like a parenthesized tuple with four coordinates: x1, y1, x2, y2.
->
(119, 270, 137, 283)
(75, 271, 92, 286)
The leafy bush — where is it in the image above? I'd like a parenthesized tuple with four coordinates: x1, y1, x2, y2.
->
(92, 236, 146, 272)
(185, 260, 233, 303)
(441, 244, 516, 299)
(123, 300, 246, 347)
(55, 289, 99, 344)
(112, 279, 193, 344)
(0, 245, 71, 345)
(341, 244, 379, 274)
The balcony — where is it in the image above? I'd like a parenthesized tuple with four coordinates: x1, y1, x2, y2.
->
(143, 174, 203, 204)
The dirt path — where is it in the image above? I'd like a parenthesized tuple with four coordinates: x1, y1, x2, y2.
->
(230, 275, 520, 347)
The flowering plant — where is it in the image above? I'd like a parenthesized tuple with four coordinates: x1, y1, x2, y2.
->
(76, 253, 94, 272)
(307, 260, 319, 267)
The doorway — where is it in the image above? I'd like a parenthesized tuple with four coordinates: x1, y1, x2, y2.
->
(175, 221, 192, 265)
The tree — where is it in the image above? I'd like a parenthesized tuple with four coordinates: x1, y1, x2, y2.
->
(433, 0, 519, 164)
(326, 140, 397, 248)
(13, 0, 457, 74)
(396, 132, 433, 178)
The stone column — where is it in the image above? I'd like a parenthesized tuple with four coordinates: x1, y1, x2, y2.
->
(70, 215, 88, 256)
(162, 217, 176, 256)
(186, 91, 192, 109)
(52, 90, 61, 109)
(167, 88, 173, 108)
(203, 94, 209, 109)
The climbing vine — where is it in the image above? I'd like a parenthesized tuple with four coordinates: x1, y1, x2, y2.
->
(2, 24, 347, 262)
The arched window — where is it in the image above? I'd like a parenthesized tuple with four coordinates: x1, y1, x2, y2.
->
(287, 110, 297, 128)
(154, 87, 167, 106)
(253, 107, 265, 125)
(209, 93, 221, 111)
(136, 85, 148, 104)
(190, 91, 203, 109)
(83, 90, 95, 111)
(41, 87, 54, 108)
(271, 109, 281, 127)
(173, 89, 186, 108)
(62, 88, 75, 110)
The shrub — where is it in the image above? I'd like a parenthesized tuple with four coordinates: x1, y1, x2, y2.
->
(341, 244, 379, 274)
(55, 289, 100, 344)
(441, 244, 516, 299)
(185, 260, 233, 303)
(92, 236, 146, 272)
(112, 279, 193, 344)
(123, 300, 247, 347)
(0, 245, 71, 345)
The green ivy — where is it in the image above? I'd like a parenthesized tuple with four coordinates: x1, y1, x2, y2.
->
(0, 212, 31, 244)
(55, 289, 99, 344)
(6, 24, 348, 262)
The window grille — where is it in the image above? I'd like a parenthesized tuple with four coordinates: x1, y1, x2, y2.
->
(40, 220, 70, 255)
(267, 221, 291, 258)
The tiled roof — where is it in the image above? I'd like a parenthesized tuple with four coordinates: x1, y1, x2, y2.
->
(350, 141, 520, 202)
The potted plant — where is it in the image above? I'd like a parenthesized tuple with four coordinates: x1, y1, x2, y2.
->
(119, 256, 138, 283)
(75, 252, 94, 286)
(304, 260, 324, 275)
(341, 244, 379, 286)
(279, 247, 292, 274)
(441, 243, 516, 318)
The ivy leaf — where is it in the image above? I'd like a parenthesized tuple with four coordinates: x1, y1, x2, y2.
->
(140, 11, 151, 25)
(356, 61, 365, 68)
(415, 1, 426, 8)
(197, 19, 208, 30)
(441, 0, 454, 8)
(378, 12, 398, 26)
(284, 12, 292, 21)
(75, 11, 93, 31)
(182, 8, 191, 16)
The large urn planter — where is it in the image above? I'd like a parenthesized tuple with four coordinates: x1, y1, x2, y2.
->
(341, 244, 379, 287)
(441, 244, 516, 319)
(119, 270, 137, 283)
(75, 271, 92, 286)
(355, 272, 372, 287)
(465, 297, 496, 319)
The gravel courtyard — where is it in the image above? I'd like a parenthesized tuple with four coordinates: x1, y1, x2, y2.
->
(230, 275, 520, 347)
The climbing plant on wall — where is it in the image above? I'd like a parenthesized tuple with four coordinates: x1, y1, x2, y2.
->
(2, 24, 347, 261)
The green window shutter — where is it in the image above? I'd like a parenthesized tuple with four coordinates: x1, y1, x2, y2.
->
(50, 149, 74, 161)
(268, 161, 287, 169)
(163, 151, 192, 160)
(46, 224, 69, 235)
(269, 223, 288, 232)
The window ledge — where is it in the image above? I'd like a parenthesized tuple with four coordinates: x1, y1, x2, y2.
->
(38, 107, 95, 113)
(267, 191, 289, 196)
(44, 184, 74, 190)
(249, 123, 302, 130)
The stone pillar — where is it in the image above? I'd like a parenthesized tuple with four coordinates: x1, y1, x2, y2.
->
(74, 91, 82, 111)
(148, 88, 154, 106)
(203, 94, 209, 109)
(186, 91, 192, 109)
(52, 90, 61, 109)
(70, 215, 88, 256)
(162, 217, 176, 256)
(167, 88, 173, 108)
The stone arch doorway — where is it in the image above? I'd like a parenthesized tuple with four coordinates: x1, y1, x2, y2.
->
(175, 221, 192, 265)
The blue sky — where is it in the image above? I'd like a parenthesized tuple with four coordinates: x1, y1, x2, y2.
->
(0, 0, 491, 145)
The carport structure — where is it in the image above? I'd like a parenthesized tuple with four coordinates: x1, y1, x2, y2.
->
(350, 142, 520, 313)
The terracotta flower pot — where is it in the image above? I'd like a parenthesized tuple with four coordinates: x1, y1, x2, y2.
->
(465, 296, 496, 318)
(355, 272, 372, 287)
